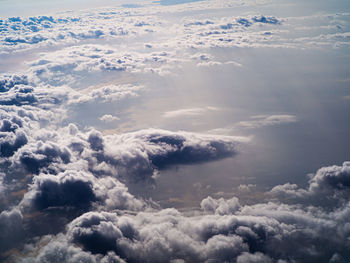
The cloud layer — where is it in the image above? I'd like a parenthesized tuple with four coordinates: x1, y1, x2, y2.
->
(0, 0, 349, 262)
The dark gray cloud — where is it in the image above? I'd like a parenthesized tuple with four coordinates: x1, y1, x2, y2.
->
(88, 131, 104, 152)
(98, 129, 245, 182)
(0, 75, 29, 91)
(20, 170, 145, 212)
(0, 123, 28, 158)
(0, 209, 24, 254)
(18, 237, 126, 263)
(23, 171, 96, 210)
(146, 130, 241, 168)
(14, 141, 71, 174)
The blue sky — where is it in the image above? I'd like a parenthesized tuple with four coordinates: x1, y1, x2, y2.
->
(0, 0, 350, 262)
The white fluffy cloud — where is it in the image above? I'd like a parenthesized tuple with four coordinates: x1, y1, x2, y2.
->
(99, 114, 120, 123)
(68, 84, 144, 105)
(0, 10, 160, 53)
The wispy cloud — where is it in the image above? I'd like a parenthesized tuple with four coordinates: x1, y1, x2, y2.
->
(162, 106, 220, 118)
(236, 114, 297, 129)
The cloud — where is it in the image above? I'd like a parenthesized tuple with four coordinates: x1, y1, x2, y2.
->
(200, 196, 241, 215)
(270, 161, 350, 207)
(102, 129, 247, 179)
(0, 209, 24, 253)
(27, 44, 182, 84)
(236, 252, 273, 263)
(196, 61, 222, 67)
(1, 2, 350, 262)
(0, 74, 74, 113)
(99, 114, 120, 123)
(236, 115, 297, 129)
(207, 114, 297, 135)
(0, 92, 246, 194)
(0, 119, 28, 158)
(53, 128, 246, 184)
(0, 74, 29, 91)
(252, 16, 281, 25)
(12, 140, 71, 174)
(20, 170, 145, 212)
(63, 209, 250, 262)
(21, 171, 96, 211)
(19, 236, 104, 263)
(162, 107, 220, 118)
(5, 69, 347, 263)
(190, 53, 213, 61)
(1, 81, 348, 262)
(68, 84, 143, 105)
(1, 2, 348, 58)
(0, 11, 160, 53)
(196, 60, 242, 67)
(17, 181, 350, 262)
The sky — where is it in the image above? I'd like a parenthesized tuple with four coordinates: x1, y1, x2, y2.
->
(0, 0, 350, 262)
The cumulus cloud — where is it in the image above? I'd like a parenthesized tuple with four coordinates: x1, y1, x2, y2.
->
(0, 209, 24, 253)
(21, 171, 96, 210)
(27, 44, 182, 85)
(18, 236, 106, 263)
(200, 196, 241, 215)
(16, 182, 350, 262)
(99, 114, 120, 123)
(0, 93, 247, 258)
(102, 129, 247, 180)
(0, 120, 28, 158)
(270, 161, 350, 207)
(0, 10, 160, 53)
(68, 84, 143, 105)
(12, 140, 71, 174)
(20, 170, 144, 212)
